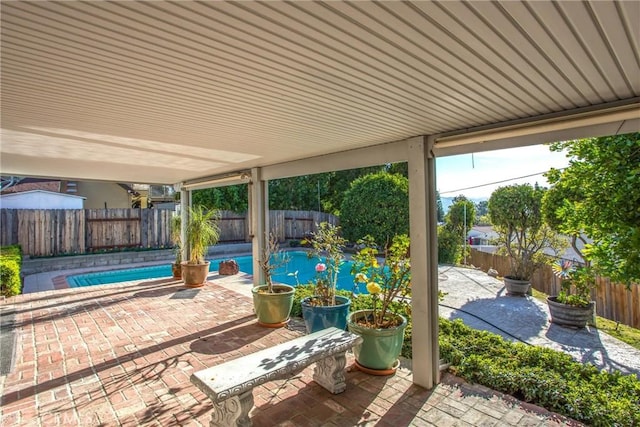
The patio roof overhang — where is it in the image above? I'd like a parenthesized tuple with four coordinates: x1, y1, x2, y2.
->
(1, 1, 638, 184)
(2, 0, 639, 394)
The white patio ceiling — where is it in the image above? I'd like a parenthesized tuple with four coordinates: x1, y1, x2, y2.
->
(1, 1, 639, 185)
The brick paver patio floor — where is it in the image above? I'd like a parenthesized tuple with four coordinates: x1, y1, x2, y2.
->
(1, 276, 581, 426)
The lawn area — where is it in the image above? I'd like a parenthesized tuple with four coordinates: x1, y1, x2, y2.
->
(530, 288, 640, 350)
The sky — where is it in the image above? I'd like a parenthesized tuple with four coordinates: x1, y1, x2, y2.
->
(435, 144, 571, 200)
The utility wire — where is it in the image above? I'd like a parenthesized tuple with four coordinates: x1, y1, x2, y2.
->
(439, 168, 566, 195)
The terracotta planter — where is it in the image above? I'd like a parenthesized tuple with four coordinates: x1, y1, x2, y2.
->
(252, 284, 295, 328)
(181, 261, 210, 288)
(547, 296, 594, 328)
(504, 276, 531, 296)
(171, 262, 182, 279)
(347, 310, 407, 373)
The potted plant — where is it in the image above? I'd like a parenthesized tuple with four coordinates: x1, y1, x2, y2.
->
(547, 259, 595, 328)
(300, 222, 351, 333)
(181, 206, 220, 288)
(348, 234, 410, 374)
(251, 233, 295, 328)
(488, 184, 565, 295)
(170, 214, 182, 279)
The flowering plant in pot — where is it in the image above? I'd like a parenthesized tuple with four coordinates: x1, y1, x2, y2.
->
(348, 234, 411, 374)
(548, 259, 595, 328)
(252, 233, 295, 328)
(300, 222, 351, 333)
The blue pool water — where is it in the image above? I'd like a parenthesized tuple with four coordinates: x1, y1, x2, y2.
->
(67, 251, 363, 292)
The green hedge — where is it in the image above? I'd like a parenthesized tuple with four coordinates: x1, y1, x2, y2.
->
(439, 318, 640, 426)
(1, 245, 22, 297)
(290, 291, 640, 426)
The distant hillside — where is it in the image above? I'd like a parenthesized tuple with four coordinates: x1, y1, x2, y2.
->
(441, 196, 487, 213)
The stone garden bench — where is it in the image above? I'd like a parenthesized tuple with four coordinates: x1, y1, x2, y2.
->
(191, 326, 362, 427)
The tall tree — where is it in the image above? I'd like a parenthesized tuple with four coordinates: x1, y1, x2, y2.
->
(268, 175, 330, 211)
(323, 167, 383, 214)
(446, 195, 476, 237)
(543, 133, 640, 286)
(475, 200, 489, 217)
(192, 185, 248, 213)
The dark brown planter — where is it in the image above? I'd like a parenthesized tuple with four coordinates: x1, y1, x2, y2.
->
(547, 296, 594, 328)
(171, 263, 182, 279)
(181, 261, 210, 288)
(504, 276, 531, 296)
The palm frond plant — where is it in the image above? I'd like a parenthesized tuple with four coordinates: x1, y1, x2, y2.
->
(185, 206, 220, 264)
(181, 205, 220, 288)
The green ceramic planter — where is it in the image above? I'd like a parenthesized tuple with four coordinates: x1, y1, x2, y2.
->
(347, 310, 407, 371)
(252, 284, 295, 326)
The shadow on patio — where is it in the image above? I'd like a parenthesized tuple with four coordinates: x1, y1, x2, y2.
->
(1, 277, 576, 426)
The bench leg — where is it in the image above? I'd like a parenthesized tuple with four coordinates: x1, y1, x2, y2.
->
(313, 352, 347, 394)
(210, 390, 253, 427)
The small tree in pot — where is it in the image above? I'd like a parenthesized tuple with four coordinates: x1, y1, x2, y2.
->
(488, 184, 564, 295)
(182, 206, 220, 288)
(252, 233, 295, 328)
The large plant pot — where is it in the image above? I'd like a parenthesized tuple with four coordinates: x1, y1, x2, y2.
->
(252, 284, 295, 328)
(348, 310, 407, 373)
(181, 261, 210, 288)
(547, 296, 594, 328)
(301, 296, 351, 334)
(504, 276, 531, 296)
(171, 262, 182, 279)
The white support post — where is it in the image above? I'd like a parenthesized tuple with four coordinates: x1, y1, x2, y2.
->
(250, 168, 268, 286)
(180, 188, 191, 264)
(408, 136, 440, 389)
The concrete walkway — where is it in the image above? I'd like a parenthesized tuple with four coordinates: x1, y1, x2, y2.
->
(438, 266, 640, 378)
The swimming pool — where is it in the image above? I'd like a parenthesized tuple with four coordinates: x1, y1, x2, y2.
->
(67, 251, 362, 292)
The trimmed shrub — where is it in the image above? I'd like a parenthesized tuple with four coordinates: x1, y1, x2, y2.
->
(437, 225, 462, 264)
(439, 318, 640, 426)
(1, 245, 22, 297)
(340, 172, 409, 246)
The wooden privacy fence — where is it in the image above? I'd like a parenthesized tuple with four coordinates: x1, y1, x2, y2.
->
(469, 248, 640, 329)
(0, 208, 338, 256)
(197, 210, 338, 243)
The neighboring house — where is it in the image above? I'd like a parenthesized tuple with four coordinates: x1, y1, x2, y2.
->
(75, 181, 131, 209)
(0, 190, 85, 209)
(468, 225, 498, 246)
(1, 177, 176, 209)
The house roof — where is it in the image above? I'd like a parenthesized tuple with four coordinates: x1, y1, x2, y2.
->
(0, 190, 85, 200)
(1, 1, 638, 185)
(1, 179, 61, 194)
